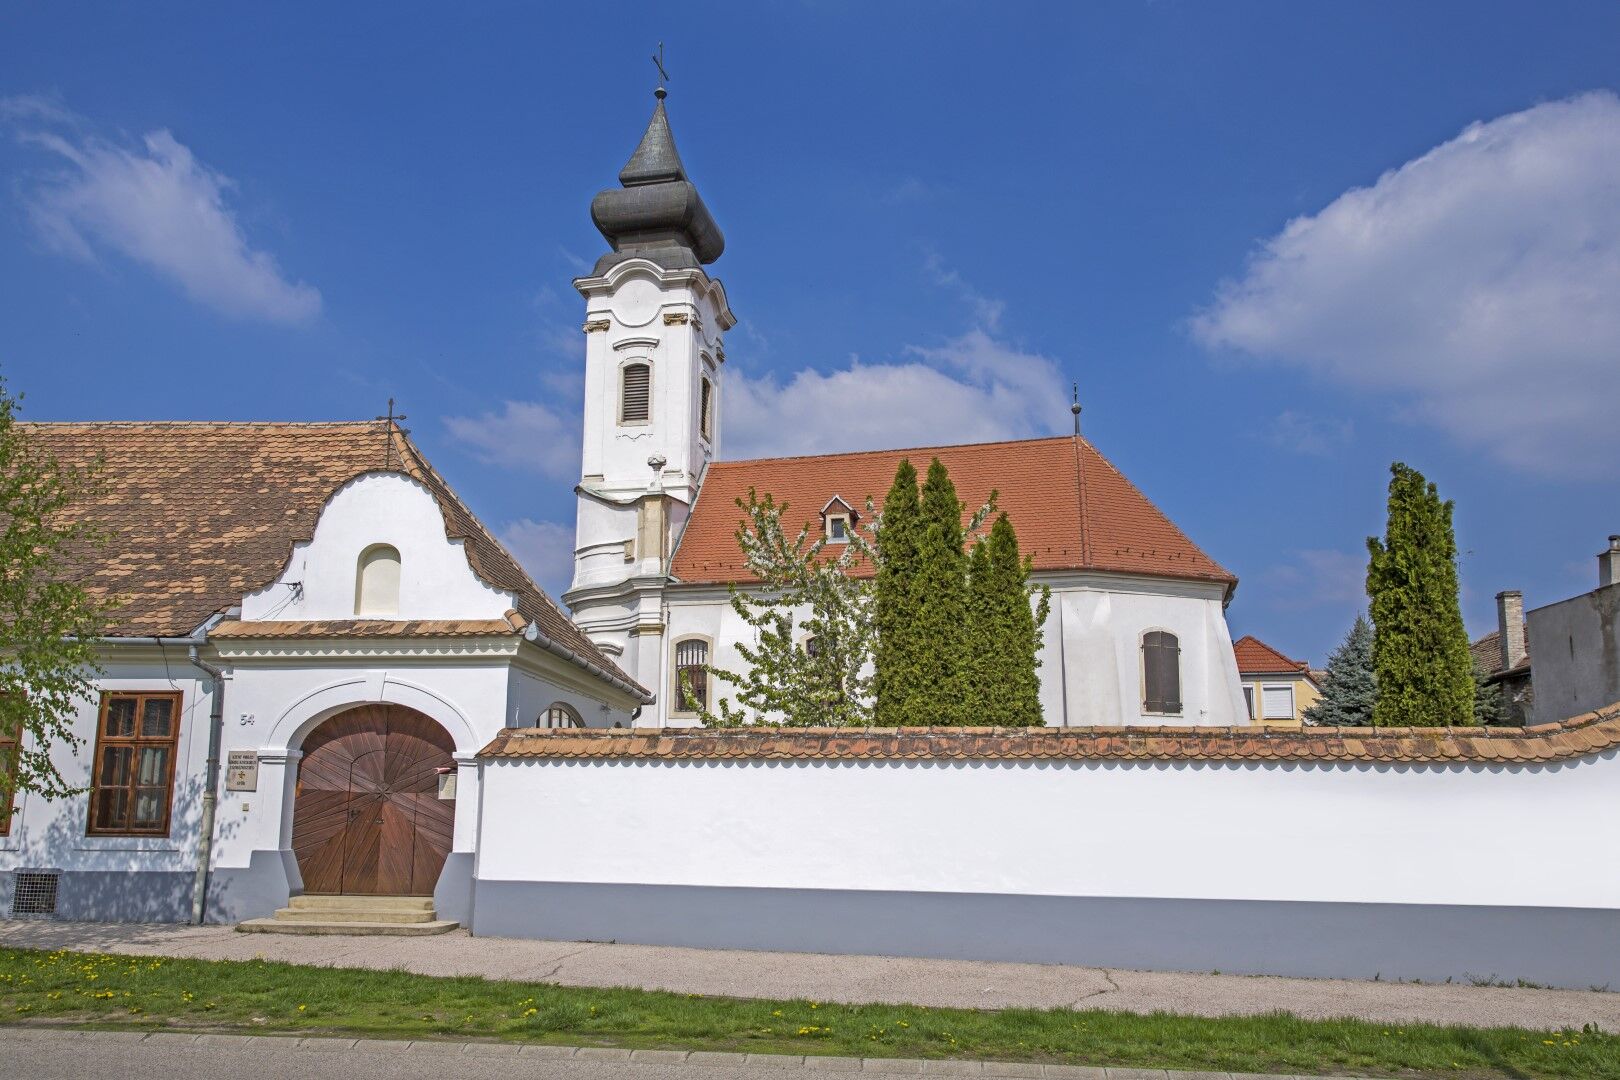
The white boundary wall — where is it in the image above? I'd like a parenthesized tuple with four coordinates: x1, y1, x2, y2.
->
(471, 749, 1620, 987)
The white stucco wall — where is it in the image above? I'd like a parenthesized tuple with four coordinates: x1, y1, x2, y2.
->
(1528, 583, 1620, 726)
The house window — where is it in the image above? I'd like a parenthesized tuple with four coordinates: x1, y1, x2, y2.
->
(621, 362, 651, 424)
(1141, 631, 1182, 715)
(826, 515, 849, 543)
(0, 720, 18, 837)
(540, 703, 581, 729)
(821, 497, 856, 544)
(88, 692, 182, 836)
(673, 638, 709, 714)
(355, 544, 401, 618)
(1261, 683, 1296, 721)
(804, 636, 821, 659)
(699, 375, 714, 442)
(1242, 685, 1256, 721)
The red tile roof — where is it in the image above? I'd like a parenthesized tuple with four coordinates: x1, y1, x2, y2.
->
(1233, 635, 1310, 675)
(671, 436, 1235, 589)
(481, 703, 1620, 764)
(22, 421, 640, 692)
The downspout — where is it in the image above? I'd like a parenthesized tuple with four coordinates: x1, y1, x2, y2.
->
(185, 641, 226, 926)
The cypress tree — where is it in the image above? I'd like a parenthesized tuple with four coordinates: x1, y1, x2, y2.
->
(913, 457, 970, 725)
(873, 459, 926, 727)
(1365, 463, 1476, 727)
(964, 513, 1050, 726)
(1302, 614, 1375, 726)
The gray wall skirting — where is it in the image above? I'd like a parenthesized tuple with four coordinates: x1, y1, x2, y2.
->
(41, 870, 194, 923)
(470, 880, 1620, 990)
(433, 853, 475, 926)
(206, 850, 298, 924)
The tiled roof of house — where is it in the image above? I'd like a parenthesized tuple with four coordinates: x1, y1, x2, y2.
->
(671, 436, 1235, 589)
(210, 618, 525, 639)
(21, 421, 638, 690)
(481, 703, 1620, 764)
(1471, 625, 1531, 677)
(1233, 634, 1310, 675)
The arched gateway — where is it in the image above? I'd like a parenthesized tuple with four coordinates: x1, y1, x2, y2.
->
(291, 705, 456, 896)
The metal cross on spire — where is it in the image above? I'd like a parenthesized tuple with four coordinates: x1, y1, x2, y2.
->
(376, 397, 409, 469)
(652, 41, 669, 98)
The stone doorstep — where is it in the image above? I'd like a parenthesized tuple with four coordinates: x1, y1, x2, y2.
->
(3, 1028, 1361, 1079)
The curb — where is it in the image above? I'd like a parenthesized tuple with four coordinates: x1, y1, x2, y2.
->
(1, 1025, 1343, 1078)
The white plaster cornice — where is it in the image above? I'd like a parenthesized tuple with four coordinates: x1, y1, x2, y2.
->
(212, 635, 525, 664)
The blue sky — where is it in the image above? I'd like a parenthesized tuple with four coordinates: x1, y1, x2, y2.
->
(3, 1, 1618, 664)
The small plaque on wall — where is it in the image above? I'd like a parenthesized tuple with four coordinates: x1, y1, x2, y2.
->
(225, 751, 259, 792)
(437, 769, 457, 801)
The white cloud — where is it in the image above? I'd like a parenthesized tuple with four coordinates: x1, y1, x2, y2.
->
(1265, 410, 1353, 456)
(726, 328, 1066, 459)
(442, 400, 580, 480)
(500, 518, 576, 598)
(1192, 91, 1620, 478)
(5, 101, 320, 323)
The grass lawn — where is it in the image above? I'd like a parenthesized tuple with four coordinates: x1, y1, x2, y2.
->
(0, 946, 1613, 1078)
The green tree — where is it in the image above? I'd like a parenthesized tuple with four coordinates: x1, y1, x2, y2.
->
(964, 513, 1051, 726)
(0, 376, 111, 808)
(872, 459, 926, 727)
(1302, 614, 1376, 726)
(1473, 660, 1507, 726)
(1365, 463, 1475, 727)
(912, 458, 971, 725)
(696, 490, 874, 727)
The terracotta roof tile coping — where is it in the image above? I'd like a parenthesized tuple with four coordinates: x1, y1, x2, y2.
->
(479, 703, 1620, 765)
(211, 617, 525, 640)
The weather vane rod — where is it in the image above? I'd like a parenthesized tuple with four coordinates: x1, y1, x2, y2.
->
(376, 397, 408, 469)
(1071, 382, 1082, 438)
(652, 41, 670, 97)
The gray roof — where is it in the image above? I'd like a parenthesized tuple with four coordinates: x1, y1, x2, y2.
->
(590, 90, 725, 273)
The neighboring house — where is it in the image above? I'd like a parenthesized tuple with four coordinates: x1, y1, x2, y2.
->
(0, 421, 646, 925)
(1232, 635, 1319, 728)
(1526, 536, 1620, 726)
(565, 90, 1250, 728)
(1471, 589, 1533, 725)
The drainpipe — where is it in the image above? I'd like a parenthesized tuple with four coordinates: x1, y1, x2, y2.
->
(185, 644, 226, 926)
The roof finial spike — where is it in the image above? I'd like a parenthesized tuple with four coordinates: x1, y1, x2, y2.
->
(652, 41, 669, 100)
(1070, 382, 1082, 438)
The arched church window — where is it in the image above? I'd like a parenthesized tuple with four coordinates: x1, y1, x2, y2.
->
(673, 638, 709, 714)
(540, 703, 581, 729)
(354, 544, 401, 618)
(621, 362, 651, 424)
(1141, 630, 1182, 715)
(699, 375, 714, 442)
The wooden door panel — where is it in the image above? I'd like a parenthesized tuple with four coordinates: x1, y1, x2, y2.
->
(291, 705, 456, 897)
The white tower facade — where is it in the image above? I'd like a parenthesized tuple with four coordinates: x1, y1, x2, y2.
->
(564, 89, 735, 708)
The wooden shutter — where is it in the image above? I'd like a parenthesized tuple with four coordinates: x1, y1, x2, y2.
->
(622, 364, 651, 423)
(1142, 632, 1182, 714)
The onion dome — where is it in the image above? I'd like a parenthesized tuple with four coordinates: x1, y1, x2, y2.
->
(589, 88, 725, 274)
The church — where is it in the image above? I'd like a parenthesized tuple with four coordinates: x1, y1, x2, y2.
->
(1, 87, 1245, 929)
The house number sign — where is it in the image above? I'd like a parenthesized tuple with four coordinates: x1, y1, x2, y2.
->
(225, 751, 259, 793)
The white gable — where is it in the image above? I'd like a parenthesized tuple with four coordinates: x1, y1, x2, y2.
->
(240, 471, 515, 622)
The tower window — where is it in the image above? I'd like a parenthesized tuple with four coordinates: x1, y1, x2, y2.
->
(1142, 630, 1182, 715)
(700, 375, 714, 442)
(621, 362, 651, 424)
(355, 544, 402, 618)
(673, 638, 710, 714)
(539, 703, 581, 729)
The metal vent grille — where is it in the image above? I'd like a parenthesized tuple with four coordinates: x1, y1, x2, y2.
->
(10, 869, 60, 917)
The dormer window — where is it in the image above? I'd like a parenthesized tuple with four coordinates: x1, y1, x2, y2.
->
(821, 496, 857, 544)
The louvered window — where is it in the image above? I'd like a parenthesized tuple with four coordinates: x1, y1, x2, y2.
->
(621, 363, 651, 424)
(700, 376, 714, 442)
(1142, 631, 1182, 715)
(674, 639, 709, 713)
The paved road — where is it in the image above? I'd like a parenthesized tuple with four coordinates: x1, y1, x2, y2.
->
(0, 1028, 1333, 1079)
(3, 919, 1615, 1033)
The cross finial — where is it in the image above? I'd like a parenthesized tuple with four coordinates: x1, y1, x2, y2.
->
(652, 41, 669, 99)
(1071, 382, 1082, 437)
(375, 397, 409, 469)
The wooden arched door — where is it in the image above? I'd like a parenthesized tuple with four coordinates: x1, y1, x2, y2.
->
(291, 705, 456, 896)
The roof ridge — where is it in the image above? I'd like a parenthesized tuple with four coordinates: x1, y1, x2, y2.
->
(711, 433, 1078, 469)
(17, 419, 388, 429)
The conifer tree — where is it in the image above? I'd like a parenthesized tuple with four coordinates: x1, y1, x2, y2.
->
(1302, 614, 1375, 726)
(1473, 660, 1507, 726)
(872, 459, 926, 726)
(964, 513, 1051, 726)
(1365, 463, 1476, 727)
(912, 458, 970, 725)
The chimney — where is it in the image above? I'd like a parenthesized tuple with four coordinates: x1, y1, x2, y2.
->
(1600, 535, 1620, 588)
(1496, 590, 1527, 671)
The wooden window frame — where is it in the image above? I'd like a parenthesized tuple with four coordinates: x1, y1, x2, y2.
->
(671, 637, 711, 717)
(86, 691, 183, 837)
(540, 703, 581, 729)
(1241, 684, 1256, 722)
(620, 360, 652, 426)
(0, 719, 19, 838)
(1140, 630, 1183, 716)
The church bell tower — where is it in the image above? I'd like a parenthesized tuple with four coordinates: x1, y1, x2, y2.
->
(564, 81, 735, 705)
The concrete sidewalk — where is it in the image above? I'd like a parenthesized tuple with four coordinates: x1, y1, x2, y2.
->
(2, 919, 1615, 1032)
